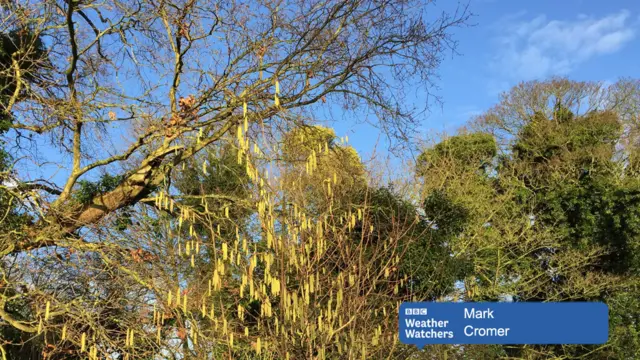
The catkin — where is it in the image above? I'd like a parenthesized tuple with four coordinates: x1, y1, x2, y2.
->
(183, 293, 187, 313)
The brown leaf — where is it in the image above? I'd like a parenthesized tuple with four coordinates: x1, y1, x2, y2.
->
(177, 327, 187, 340)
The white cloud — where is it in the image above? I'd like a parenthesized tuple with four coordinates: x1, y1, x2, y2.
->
(492, 10, 636, 81)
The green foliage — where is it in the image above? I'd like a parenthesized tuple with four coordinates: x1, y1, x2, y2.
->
(512, 107, 639, 276)
(74, 174, 125, 204)
(1, 28, 48, 125)
(175, 145, 249, 199)
(0, 29, 47, 84)
(417, 83, 640, 358)
(553, 102, 575, 123)
(423, 190, 470, 236)
(354, 187, 463, 299)
(417, 133, 496, 175)
(281, 125, 366, 213)
(173, 143, 252, 235)
(607, 286, 640, 358)
(281, 125, 337, 162)
(513, 108, 621, 174)
(534, 177, 640, 276)
(114, 209, 134, 231)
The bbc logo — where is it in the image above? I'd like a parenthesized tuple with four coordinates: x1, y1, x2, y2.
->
(405, 308, 428, 315)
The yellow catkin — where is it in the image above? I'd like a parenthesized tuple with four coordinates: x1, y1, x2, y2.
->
(213, 270, 220, 290)
(81, 332, 86, 352)
(168, 290, 172, 306)
(44, 301, 51, 321)
(183, 293, 187, 313)
(61, 325, 67, 340)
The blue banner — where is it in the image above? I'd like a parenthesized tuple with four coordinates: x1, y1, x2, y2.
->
(399, 302, 608, 346)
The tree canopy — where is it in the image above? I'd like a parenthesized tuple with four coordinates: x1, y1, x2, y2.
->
(417, 78, 640, 359)
(1, 0, 640, 358)
(0, 0, 473, 358)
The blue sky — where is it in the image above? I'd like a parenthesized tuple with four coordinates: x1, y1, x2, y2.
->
(13, 0, 640, 186)
(332, 0, 640, 163)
